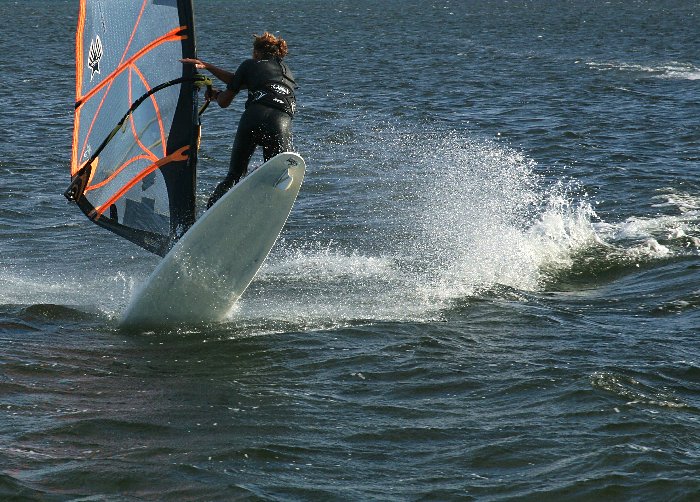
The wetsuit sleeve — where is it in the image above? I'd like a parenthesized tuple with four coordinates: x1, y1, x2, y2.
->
(226, 59, 252, 93)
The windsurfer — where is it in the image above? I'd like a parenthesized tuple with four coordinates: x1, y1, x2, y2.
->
(182, 32, 297, 208)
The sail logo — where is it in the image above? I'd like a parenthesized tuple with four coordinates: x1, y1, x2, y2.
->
(88, 35, 104, 81)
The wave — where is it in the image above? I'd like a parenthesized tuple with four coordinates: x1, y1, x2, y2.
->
(0, 472, 58, 501)
(3, 125, 698, 328)
(590, 371, 693, 410)
(0, 268, 139, 321)
(585, 61, 700, 80)
(248, 126, 700, 326)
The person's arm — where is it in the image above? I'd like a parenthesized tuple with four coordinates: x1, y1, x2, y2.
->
(214, 88, 235, 108)
(180, 58, 234, 85)
(205, 87, 235, 108)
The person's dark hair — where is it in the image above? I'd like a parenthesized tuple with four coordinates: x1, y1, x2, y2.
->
(253, 32, 288, 58)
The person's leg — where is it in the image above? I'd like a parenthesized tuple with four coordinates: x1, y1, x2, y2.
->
(207, 114, 257, 208)
(260, 110, 293, 162)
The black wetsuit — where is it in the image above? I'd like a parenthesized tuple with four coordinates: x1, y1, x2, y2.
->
(207, 57, 297, 208)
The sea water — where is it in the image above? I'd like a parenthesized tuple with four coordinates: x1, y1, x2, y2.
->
(1, 0, 698, 499)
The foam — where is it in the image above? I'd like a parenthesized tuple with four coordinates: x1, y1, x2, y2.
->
(235, 130, 604, 323)
(586, 61, 700, 80)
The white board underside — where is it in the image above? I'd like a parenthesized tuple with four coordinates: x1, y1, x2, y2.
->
(120, 152, 305, 327)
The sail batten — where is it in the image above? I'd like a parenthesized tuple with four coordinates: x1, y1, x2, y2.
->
(68, 0, 200, 256)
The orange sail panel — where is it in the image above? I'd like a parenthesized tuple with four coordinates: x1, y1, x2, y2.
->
(69, 0, 200, 256)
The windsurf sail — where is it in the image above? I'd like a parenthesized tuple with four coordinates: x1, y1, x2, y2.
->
(67, 0, 208, 256)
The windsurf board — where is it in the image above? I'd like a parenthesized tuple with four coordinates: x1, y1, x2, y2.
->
(120, 151, 305, 328)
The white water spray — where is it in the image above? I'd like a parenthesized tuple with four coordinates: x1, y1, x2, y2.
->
(241, 128, 600, 324)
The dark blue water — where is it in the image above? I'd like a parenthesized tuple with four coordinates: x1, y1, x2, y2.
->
(1, 0, 699, 500)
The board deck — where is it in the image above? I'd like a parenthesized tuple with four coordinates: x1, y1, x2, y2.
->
(120, 152, 305, 328)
